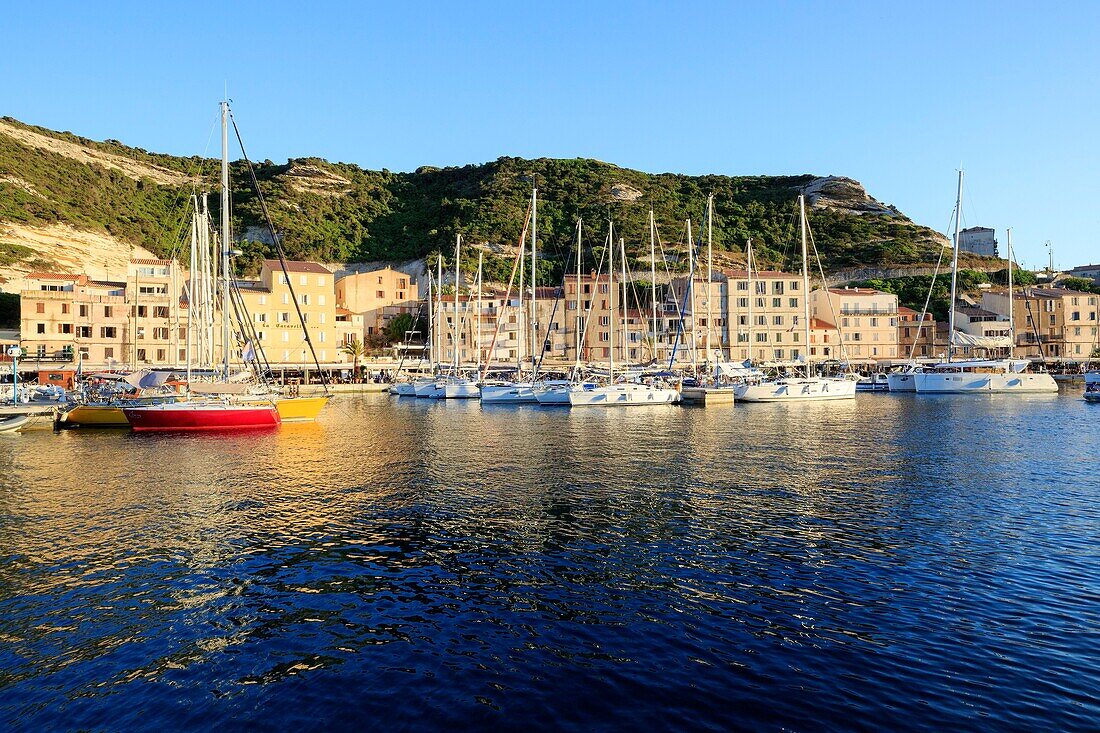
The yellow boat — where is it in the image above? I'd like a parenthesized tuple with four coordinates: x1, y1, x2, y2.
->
(62, 395, 185, 427)
(273, 395, 330, 422)
(237, 394, 330, 422)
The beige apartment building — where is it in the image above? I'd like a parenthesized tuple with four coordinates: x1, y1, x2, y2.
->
(19, 258, 360, 370)
(335, 267, 419, 339)
(981, 287, 1099, 360)
(810, 287, 899, 362)
(235, 260, 359, 366)
(20, 258, 189, 368)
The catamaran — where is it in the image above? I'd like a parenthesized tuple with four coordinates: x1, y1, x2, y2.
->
(735, 195, 856, 402)
(908, 172, 1056, 394)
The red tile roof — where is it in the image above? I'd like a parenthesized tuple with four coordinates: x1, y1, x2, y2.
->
(130, 258, 173, 265)
(721, 269, 799, 279)
(810, 318, 837, 330)
(25, 272, 80, 280)
(827, 287, 886, 295)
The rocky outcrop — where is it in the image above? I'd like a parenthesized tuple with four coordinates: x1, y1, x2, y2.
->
(800, 176, 900, 217)
(280, 163, 351, 196)
(0, 119, 191, 186)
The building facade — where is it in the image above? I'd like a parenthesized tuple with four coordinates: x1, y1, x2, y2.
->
(981, 287, 1099, 360)
(958, 226, 999, 257)
(19, 258, 359, 370)
(809, 287, 900, 362)
(335, 267, 420, 340)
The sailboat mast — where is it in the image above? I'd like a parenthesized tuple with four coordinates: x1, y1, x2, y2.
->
(608, 220, 615, 382)
(517, 220, 525, 374)
(1007, 227, 1014, 359)
(453, 234, 461, 372)
(799, 195, 812, 379)
(575, 218, 583, 370)
(649, 210, 657, 364)
(706, 194, 714, 367)
(220, 100, 231, 378)
(687, 219, 697, 374)
(426, 270, 434, 369)
(187, 197, 197, 383)
(476, 251, 483, 372)
(530, 188, 537, 372)
(620, 237, 628, 365)
(948, 170, 964, 361)
(747, 237, 754, 364)
(436, 254, 443, 372)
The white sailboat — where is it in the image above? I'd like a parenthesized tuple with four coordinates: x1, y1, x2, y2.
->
(912, 172, 1057, 394)
(735, 195, 857, 403)
(568, 219, 679, 407)
(481, 189, 539, 403)
(432, 234, 479, 399)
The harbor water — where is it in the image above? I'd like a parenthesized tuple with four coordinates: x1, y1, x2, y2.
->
(1, 393, 1097, 731)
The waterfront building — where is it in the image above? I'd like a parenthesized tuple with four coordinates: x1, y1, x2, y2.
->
(20, 259, 188, 369)
(957, 226, 999, 257)
(897, 307, 940, 359)
(809, 287, 900, 362)
(335, 267, 419, 340)
(981, 287, 1099, 360)
(234, 260, 348, 366)
(19, 258, 360, 370)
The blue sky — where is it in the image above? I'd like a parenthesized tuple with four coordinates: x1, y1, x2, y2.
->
(2, 1, 1096, 268)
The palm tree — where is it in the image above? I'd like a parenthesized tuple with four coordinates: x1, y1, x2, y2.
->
(342, 337, 365, 382)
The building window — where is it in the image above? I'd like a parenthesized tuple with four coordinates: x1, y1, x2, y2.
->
(101, 326, 117, 338)
(136, 326, 145, 339)
(137, 348, 147, 362)
(773, 315, 783, 325)
(319, 295, 326, 306)
(772, 298, 781, 308)
(790, 281, 799, 291)
(299, 275, 307, 286)
(37, 323, 45, 334)
(61, 303, 70, 314)
(154, 306, 170, 319)
(104, 306, 113, 318)
(36, 302, 45, 313)
(77, 326, 92, 338)
(153, 327, 169, 339)
(299, 294, 310, 305)
(104, 347, 114, 359)
(156, 349, 166, 362)
(59, 323, 73, 334)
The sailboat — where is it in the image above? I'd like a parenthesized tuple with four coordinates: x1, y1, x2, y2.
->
(678, 196, 739, 405)
(534, 218, 596, 405)
(124, 100, 308, 430)
(734, 195, 857, 402)
(910, 172, 1057, 394)
(431, 234, 479, 399)
(481, 189, 540, 403)
(568, 219, 679, 407)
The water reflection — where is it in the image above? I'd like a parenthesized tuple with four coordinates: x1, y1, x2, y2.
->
(0, 392, 1096, 731)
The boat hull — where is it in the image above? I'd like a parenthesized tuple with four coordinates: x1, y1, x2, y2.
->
(480, 383, 536, 403)
(390, 382, 418, 396)
(413, 380, 443, 398)
(735, 378, 857, 402)
(568, 384, 679, 406)
(63, 395, 184, 427)
(886, 373, 917, 392)
(124, 404, 281, 431)
(679, 386, 737, 405)
(273, 395, 329, 421)
(913, 372, 1058, 394)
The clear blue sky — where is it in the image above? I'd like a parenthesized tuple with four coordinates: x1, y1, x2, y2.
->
(2, 1, 1096, 268)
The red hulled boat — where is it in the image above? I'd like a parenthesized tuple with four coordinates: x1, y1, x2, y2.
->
(123, 402, 281, 432)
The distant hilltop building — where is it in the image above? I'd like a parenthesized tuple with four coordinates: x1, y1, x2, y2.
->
(1067, 263, 1100, 283)
(957, 226, 999, 257)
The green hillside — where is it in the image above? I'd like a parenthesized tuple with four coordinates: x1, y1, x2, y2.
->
(0, 116, 969, 282)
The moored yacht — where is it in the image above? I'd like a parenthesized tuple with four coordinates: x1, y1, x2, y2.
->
(913, 359, 1057, 393)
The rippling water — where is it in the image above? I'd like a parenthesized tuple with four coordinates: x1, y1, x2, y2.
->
(1, 392, 1098, 731)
